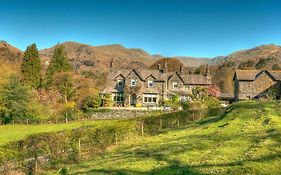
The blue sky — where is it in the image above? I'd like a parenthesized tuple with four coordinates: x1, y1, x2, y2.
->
(1, 0, 281, 57)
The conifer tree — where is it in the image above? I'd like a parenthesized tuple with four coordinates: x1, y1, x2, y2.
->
(45, 45, 72, 87)
(21, 43, 41, 89)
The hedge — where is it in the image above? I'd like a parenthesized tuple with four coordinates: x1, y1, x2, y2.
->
(0, 107, 224, 174)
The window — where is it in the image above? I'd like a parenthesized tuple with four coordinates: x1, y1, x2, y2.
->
(148, 80, 154, 88)
(117, 79, 124, 87)
(143, 94, 157, 103)
(131, 79, 136, 86)
(113, 93, 124, 102)
(172, 81, 178, 89)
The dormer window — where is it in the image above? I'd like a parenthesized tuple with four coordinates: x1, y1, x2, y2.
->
(117, 79, 124, 87)
(131, 79, 136, 86)
(172, 81, 178, 89)
(148, 80, 154, 88)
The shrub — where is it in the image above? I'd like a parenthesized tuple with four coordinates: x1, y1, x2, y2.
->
(181, 101, 189, 110)
(81, 95, 102, 113)
(0, 75, 29, 124)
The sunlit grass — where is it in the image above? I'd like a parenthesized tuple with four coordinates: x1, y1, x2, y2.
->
(48, 101, 281, 175)
(0, 120, 108, 145)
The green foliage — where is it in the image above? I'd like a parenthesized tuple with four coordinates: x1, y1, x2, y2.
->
(272, 64, 281, 70)
(255, 58, 268, 69)
(52, 73, 75, 103)
(190, 87, 220, 109)
(59, 167, 68, 175)
(222, 61, 236, 67)
(238, 60, 255, 69)
(201, 96, 221, 108)
(81, 95, 102, 113)
(45, 45, 72, 87)
(180, 101, 189, 110)
(164, 95, 180, 111)
(0, 75, 29, 124)
(21, 43, 41, 89)
(101, 94, 113, 107)
(26, 98, 50, 123)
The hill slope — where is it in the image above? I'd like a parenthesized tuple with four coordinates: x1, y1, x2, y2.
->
(49, 101, 281, 175)
(39, 42, 157, 73)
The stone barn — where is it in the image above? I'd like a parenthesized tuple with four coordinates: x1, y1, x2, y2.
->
(233, 70, 281, 101)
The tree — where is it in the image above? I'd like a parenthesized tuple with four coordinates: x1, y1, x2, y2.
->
(208, 84, 220, 97)
(45, 45, 72, 87)
(21, 43, 41, 89)
(272, 64, 281, 70)
(0, 75, 29, 124)
(52, 73, 75, 103)
(81, 95, 102, 112)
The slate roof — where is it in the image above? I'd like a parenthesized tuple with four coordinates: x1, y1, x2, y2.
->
(234, 70, 281, 81)
(103, 68, 211, 93)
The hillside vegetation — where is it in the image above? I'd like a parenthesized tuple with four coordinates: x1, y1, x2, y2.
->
(49, 101, 281, 175)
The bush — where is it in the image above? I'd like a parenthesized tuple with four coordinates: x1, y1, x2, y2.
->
(0, 75, 29, 124)
(181, 101, 189, 110)
(81, 95, 102, 113)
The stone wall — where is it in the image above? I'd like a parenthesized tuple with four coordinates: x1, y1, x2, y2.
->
(90, 109, 165, 120)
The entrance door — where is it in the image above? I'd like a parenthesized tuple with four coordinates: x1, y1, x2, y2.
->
(130, 94, 137, 106)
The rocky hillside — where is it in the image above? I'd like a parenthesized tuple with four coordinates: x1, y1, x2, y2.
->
(2, 40, 281, 93)
(39, 42, 158, 74)
(0, 41, 23, 62)
(175, 56, 211, 67)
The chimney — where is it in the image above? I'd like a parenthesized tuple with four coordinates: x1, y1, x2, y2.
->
(205, 64, 210, 77)
(180, 65, 183, 74)
(158, 64, 161, 70)
(110, 58, 114, 68)
(164, 58, 168, 73)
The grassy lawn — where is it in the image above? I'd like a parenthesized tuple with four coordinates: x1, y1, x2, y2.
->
(48, 101, 281, 175)
(0, 120, 109, 146)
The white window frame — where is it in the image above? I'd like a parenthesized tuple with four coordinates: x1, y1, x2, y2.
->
(172, 81, 178, 89)
(117, 79, 124, 87)
(148, 80, 154, 88)
(143, 94, 157, 103)
(131, 79, 136, 86)
(112, 93, 124, 102)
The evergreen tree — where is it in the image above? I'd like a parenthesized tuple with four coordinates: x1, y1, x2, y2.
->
(0, 75, 29, 124)
(45, 45, 72, 87)
(21, 43, 41, 89)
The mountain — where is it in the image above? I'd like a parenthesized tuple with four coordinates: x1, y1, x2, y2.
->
(175, 56, 211, 67)
(0, 41, 23, 62)
(2, 40, 281, 93)
(40, 42, 158, 74)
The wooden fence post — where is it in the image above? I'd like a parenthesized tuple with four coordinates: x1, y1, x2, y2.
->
(159, 119, 162, 130)
(78, 138, 81, 158)
(141, 122, 144, 136)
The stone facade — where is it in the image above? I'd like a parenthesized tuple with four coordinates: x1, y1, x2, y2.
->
(102, 66, 211, 107)
(233, 70, 281, 101)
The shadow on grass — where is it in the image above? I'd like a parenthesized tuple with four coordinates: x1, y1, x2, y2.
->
(72, 159, 205, 175)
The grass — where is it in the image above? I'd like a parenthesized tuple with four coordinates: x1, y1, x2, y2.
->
(46, 101, 281, 175)
(0, 120, 109, 146)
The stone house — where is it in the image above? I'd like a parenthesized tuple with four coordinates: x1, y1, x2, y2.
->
(101, 64, 211, 107)
(233, 70, 281, 101)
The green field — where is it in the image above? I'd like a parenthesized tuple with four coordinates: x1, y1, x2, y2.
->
(47, 101, 281, 175)
(0, 120, 108, 145)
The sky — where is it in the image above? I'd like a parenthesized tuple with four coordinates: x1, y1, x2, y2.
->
(0, 0, 281, 57)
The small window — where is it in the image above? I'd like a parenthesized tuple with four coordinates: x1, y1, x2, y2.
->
(117, 79, 124, 87)
(148, 80, 154, 88)
(131, 79, 136, 86)
(173, 81, 178, 89)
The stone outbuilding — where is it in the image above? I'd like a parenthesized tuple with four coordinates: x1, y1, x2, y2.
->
(233, 70, 281, 101)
